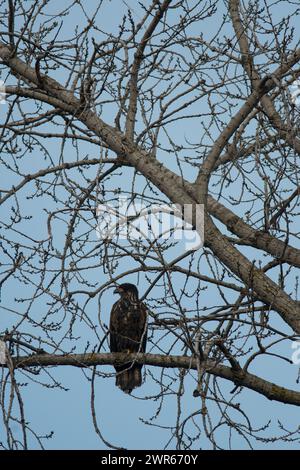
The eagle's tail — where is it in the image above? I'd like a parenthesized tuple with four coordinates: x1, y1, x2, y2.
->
(116, 366, 142, 394)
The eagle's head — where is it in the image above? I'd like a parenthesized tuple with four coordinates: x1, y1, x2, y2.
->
(114, 283, 139, 301)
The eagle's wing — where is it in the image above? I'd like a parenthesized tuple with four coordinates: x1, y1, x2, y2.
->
(110, 299, 148, 353)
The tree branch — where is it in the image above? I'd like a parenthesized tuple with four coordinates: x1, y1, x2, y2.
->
(125, 0, 172, 140)
(8, 351, 300, 407)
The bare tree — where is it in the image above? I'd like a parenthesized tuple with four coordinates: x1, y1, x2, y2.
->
(1, 0, 300, 450)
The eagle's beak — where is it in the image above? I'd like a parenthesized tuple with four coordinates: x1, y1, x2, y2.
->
(113, 286, 120, 294)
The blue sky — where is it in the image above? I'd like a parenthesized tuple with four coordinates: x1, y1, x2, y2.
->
(1, 0, 300, 450)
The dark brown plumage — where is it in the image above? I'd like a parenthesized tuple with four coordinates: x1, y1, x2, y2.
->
(110, 283, 148, 394)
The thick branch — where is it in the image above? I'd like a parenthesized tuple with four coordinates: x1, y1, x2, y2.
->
(9, 352, 300, 407)
(207, 195, 300, 268)
(204, 214, 300, 333)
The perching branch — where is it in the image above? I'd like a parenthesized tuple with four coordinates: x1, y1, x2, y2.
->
(7, 351, 300, 407)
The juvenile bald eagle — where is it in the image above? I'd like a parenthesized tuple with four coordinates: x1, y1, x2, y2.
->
(110, 283, 147, 394)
